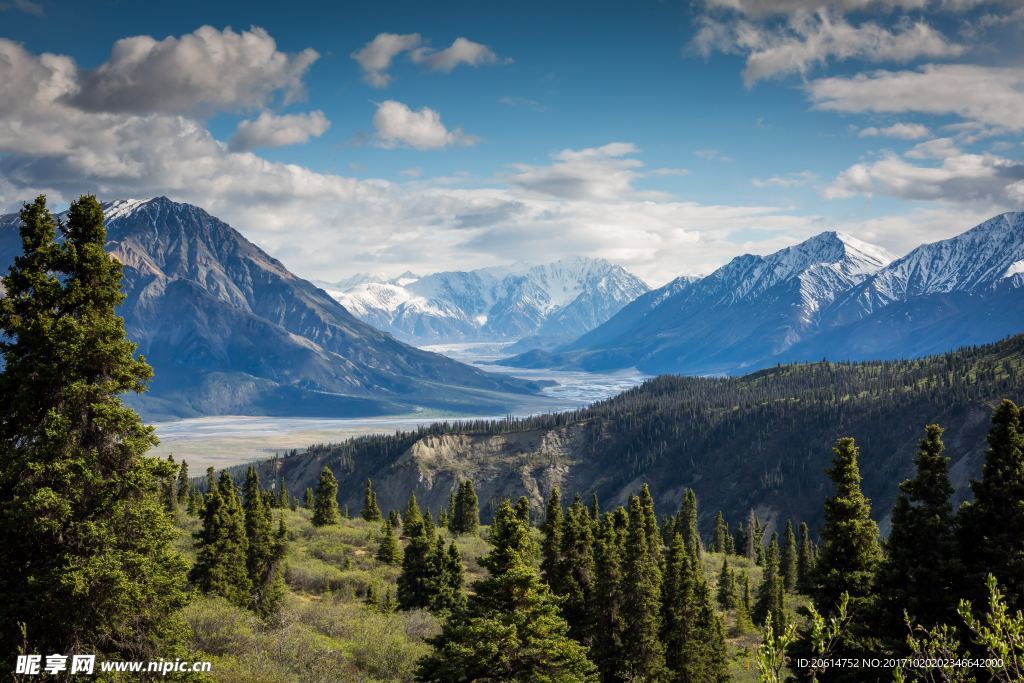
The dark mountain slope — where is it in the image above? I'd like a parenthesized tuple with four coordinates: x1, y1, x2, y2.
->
(248, 334, 1024, 537)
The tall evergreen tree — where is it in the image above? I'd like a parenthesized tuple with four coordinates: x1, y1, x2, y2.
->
(745, 509, 759, 561)
(276, 474, 288, 508)
(416, 500, 597, 682)
(312, 466, 340, 527)
(639, 483, 662, 555)
(403, 491, 424, 537)
(0, 196, 190, 660)
(958, 399, 1024, 611)
(362, 478, 382, 521)
(541, 486, 564, 591)
(451, 480, 480, 535)
(590, 512, 627, 680)
(712, 511, 730, 553)
(662, 533, 693, 678)
(679, 488, 702, 559)
(245, 479, 287, 620)
(191, 471, 252, 607)
(620, 495, 666, 681)
(733, 522, 747, 559)
(427, 536, 465, 614)
(717, 554, 737, 610)
(811, 437, 883, 608)
(303, 487, 314, 510)
(797, 522, 814, 592)
(875, 424, 958, 641)
(755, 533, 786, 629)
(781, 520, 799, 593)
(514, 495, 532, 525)
(559, 494, 596, 644)
(377, 520, 401, 565)
(176, 460, 191, 505)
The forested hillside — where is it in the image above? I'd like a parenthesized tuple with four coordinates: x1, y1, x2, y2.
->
(254, 334, 1024, 533)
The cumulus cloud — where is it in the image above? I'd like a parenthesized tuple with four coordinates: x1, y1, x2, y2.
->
(824, 139, 1024, 205)
(858, 122, 930, 138)
(693, 9, 962, 85)
(808, 64, 1024, 130)
(71, 26, 318, 115)
(410, 37, 502, 71)
(372, 100, 478, 150)
(503, 143, 652, 200)
(228, 110, 330, 151)
(351, 33, 504, 87)
(350, 32, 422, 87)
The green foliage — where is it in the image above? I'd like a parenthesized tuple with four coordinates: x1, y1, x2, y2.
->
(312, 466, 340, 527)
(559, 494, 596, 644)
(416, 501, 598, 682)
(242, 467, 287, 618)
(192, 471, 252, 607)
(620, 494, 667, 681)
(713, 511, 730, 554)
(0, 195, 190, 660)
(781, 520, 798, 593)
(451, 479, 480, 535)
(303, 487, 313, 510)
(403, 491, 424, 537)
(377, 520, 401, 565)
(361, 478, 382, 521)
(958, 574, 1024, 683)
(590, 511, 627, 679)
(797, 522, 814, 593)
(177, 460, 191, 505)
(541, 486, 564, 590)
(717, 555, 738, 610)
(755, 533, 786, 629)
(679, 488, 702, 560)
(754, 613, 798, 683)
(958, 399, 1024, 612)
(811, 437, 882, 608)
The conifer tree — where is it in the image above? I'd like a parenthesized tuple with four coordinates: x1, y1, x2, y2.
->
(958, 400, 1024, 611)
(176, 460, 191, 505)
(717, 554, 737, 610)
(452, 480, 480, 535)
(514, 495, 531, 525)
(0, 196, 189, 660)
(403, 491, 424, 537)
(312, 466, 340, 527)
(662, 532, 693, 678)
(741, 572, 752, 616)
(590, 492, 600, 521)
(639, 483, 662, 555)
(713, 511, 729, 553)
(620, 495, 667, 681)
(590, 512, 627, 679)
(755, 533, 786, 629)
(303, 487, 314, 510)
(684, 568, 730, 682)
(191, 471, 252, 607)
(781, 520, 799, 593)
(362, 478, 382, 521)
(187, 486, 201, 516)
(289, 495, 297, 511)
(445, 491, 456, 528)
(389, 508, 402, 529)
(559, 494, 596, 644)
(416, 501, 597, 682)
(423, 509, 435, 538)
(679, 488, 702, 559)
(162, 455, 178, 511)
(276, 474, 288, 508)
(746, 509, 759, 561)
(797, 522, 814, 592)
(427, 536, 465, 614)
(377, 520, 401, 565)
(876, 424, 958, 640)
(541, 486, 564, 590)
(811, 437, 882, 608)
(734, 522, 747, 558)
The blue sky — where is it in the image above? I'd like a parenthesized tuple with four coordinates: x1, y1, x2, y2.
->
(1, 0, 1022, 284)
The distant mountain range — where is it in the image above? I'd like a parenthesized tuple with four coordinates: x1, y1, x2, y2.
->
(0, 197, 541, 420)
(503, 214, 1024, 374)
(323, 258, 649, 351)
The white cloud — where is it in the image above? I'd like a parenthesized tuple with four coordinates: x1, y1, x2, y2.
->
(808, 64, 1024, 130)
(71, 26, 318, 115)
(372, 100, 479, 150)
(858, 122, 931, 138)
(824, 140, 1024, 205)
(694, 10, 962, 85)
(228, 110, 330, 151)
(350, 32, 422, 87)
(702, 0, 1007, 16)
(504, 142, 650, 200)
(695, 148, 734, 162)
(410, 37, 502, 72)
(0, 0, 44, 16)
(351, 33, 504, 87)
(752, 170, 816, 187)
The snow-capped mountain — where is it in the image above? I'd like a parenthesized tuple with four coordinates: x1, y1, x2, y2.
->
(329, 257, 649, 348)
(0, 197, 539, 419)
(505, 230, 896, 374)
(506, 215, 1024, 374)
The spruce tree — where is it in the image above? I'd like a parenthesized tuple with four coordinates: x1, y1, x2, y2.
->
(620, 495, 666, 681)
(416, 500, 597, 682)
(191, 471, 252, 607)
(541, 486, 564, 591)
(683, 567, 729, 682)
(717, 554, 737, 610)
(312, 466, 341, 527)
(403, 491, 424, 537)
(377, 520, 401, 565)
(389, 508, 402, 529)
(362, 478, 382, 521)
(639, 483, 662, 555)
(811, 437, 882, 608)
(427, 536, 465, 614)
(712, 511, 729, 553)
(797, 522, 814, 592)
(452, 480, 480, 535)
(397, 493, 436, 611)
(734, 522, 747, 558)
(590, 512, 626, 679)
(755, 533, 786, 629)
(958, 399, 1024, 611)
(679, 488, 702, 559)
(745, 509, 759, 562)
(781, 520, 799, 593)
(303, 487, 314, 510)
(0, 196, 189, 660)
(276, 474, 288, 508)
(514, 495, 531, 525)
(875, 424, 958, 641)
(559, 494, 596, 644)
(176, 460, 191, 505)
